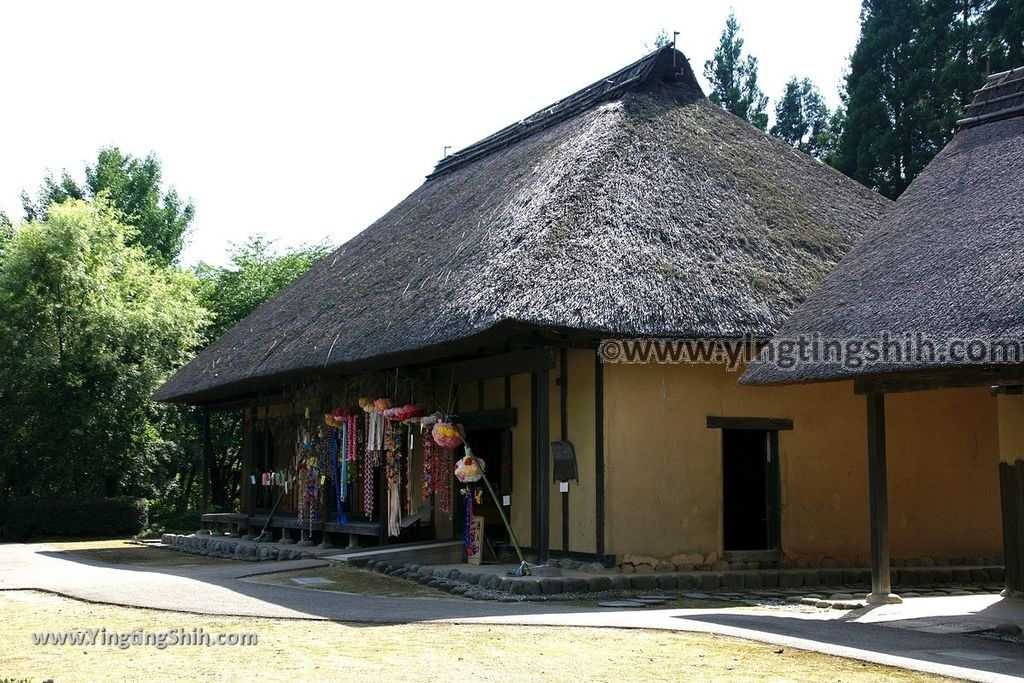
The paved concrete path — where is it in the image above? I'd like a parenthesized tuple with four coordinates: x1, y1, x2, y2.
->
(2, 543, 1022, 682)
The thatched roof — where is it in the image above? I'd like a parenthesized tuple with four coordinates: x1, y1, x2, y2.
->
(157, 46, 889, 403)
(743, 66, 1024, 386)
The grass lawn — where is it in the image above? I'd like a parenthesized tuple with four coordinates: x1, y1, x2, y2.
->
(242, 564, 472, 599)
(0, 590, 955, 683)
(244, 565, 744, 609)
(40, 539, 235, 568)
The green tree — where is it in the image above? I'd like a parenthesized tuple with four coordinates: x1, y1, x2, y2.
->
(648, 29, 673, 51)
(178, 236, 330, 511)
(0, 211, 12, 259)
(703, 11, 769, 130)
(836, 0, 933, 197)
(982, 0, 1024, 73)
(21, 147, 194, 264)
(194, 235, 330, 339)
(0, 201, 205, 504)
(834, 0, 1013, 198)
(771, 77, 834, 157)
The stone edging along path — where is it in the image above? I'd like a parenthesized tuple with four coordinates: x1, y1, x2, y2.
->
(343, 557, 1006, 604)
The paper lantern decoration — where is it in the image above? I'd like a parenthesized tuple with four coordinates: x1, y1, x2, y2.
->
(455, 451, 485, 483)
(432, 420, 463, 448)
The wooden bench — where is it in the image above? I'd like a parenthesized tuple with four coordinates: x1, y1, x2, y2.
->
(199, 512, 250, 537)
(201, 512, 385, 548)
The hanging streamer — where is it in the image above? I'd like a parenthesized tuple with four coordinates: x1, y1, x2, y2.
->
(463, 486, 477, 556)
(405, 424, 413, 516)
(384, 420, 402, 537)
(438, 448, 453, 514)
(329, 427, 347, 526)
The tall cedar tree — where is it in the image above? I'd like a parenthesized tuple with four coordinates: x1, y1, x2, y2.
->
(836, 0, 1018, 198)
(703, 12, 770, 130)
(771, 77, 835, 158)
(21, 147, 194, 264)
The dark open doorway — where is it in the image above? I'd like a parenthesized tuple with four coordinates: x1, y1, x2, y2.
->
(722, 428, 780, 551)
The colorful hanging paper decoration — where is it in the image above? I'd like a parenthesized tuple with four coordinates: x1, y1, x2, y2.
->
(437, 447, 453, 514)
(455, 450, 485, 483)
(432, 420, 463, 449)
(405, 424, 414, 516)
(455, 447, 485, 556)
(421, 432, 435, 501)
(363, 447, 375, 519)
(463, 486, 477, 556)
(346, 414, 359, 463)
(383, 420, 402, 537)
(296, 428, 322, 534)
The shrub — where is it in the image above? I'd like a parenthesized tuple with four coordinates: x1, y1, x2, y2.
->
(3, 496, 148, 541)
(142, 498, 200, 537)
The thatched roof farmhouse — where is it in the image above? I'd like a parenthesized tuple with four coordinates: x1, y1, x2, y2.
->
(157, 47, 889, 405)
(161, 47, 962, 573)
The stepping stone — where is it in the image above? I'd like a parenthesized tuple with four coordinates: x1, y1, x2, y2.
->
(597, 600, 647, 608)
(290, 577, 333, 585)
(681, 592, 713, 600)
(632, 597, 667, 605)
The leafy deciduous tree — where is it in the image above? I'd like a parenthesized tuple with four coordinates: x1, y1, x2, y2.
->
(181, 236, 331, 512)
(21, 147, 194, 264)
(0, 201, 205, 505)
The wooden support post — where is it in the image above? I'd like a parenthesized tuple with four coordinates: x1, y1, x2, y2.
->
(201, 410, 212, 516)
(559, 348, 569, 553)
(378, 466, 388, 545)
(534, 367, 551, 564)
(595, 353, 605, 557)
(866, 392, 901, 605)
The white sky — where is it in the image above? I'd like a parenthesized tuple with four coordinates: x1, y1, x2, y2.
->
(1, 0, 862, 266)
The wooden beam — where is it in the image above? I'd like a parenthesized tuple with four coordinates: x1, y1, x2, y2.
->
(534, 367, 551, 564)
(854, 365, 1024, 395)
(377, 466, 388, 545)
(866, 392, 901, 605)
(595, 354, 606, 557)
(432, 348, 556, 386)
(1001, 460, 1024, 597)
(707, 416, 794, 431)
(458, 408, 517, 430)
(193, 391, 290, 412)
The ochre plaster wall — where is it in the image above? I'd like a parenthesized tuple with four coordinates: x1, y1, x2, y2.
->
(602, 362, 1001, 563)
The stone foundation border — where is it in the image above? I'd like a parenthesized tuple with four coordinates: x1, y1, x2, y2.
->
(161, 533, 317, 562)
(343, 557, 1006, 602)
